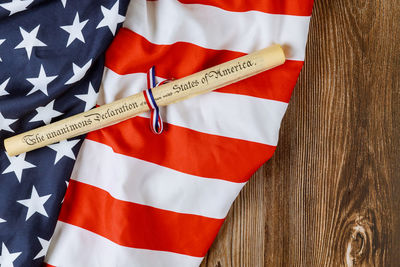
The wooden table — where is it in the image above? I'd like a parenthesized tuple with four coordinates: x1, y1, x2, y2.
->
(200, 1, 400, 266)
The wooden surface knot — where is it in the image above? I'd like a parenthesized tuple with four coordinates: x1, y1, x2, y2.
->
(200, 0, 400, 265)
(345, 215, 373, 267)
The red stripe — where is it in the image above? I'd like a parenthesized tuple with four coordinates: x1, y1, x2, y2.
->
(105, 28, 303, 103)
(43, 264, 55, 267)
(147, 69, 151, 89)
(86, 116, 275, 183)
(143, 90, 152, 108)
(175, 0, 314, 16)
(59, 180, 224, 257)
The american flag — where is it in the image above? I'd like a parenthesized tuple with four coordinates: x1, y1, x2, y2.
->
(0, 0, 129, 266)
(1, 0, 313, 266)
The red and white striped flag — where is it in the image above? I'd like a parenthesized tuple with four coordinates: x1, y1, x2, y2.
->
(45, 0, 314, 266)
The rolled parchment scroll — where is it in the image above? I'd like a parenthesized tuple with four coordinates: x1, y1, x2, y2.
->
(4, 44, 286, 156)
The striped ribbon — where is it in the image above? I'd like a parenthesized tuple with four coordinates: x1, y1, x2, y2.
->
(143, 66, 166, 134)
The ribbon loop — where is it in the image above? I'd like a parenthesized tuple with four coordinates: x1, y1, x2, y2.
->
(143, 66, 164, 134)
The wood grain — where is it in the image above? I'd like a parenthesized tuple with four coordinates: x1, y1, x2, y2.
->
(200, 0, 400, 266)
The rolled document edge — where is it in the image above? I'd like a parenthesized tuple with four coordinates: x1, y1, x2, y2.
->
(4, 44, 285, 156)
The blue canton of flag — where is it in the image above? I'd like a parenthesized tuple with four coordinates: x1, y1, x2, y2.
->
(0, 0, 130, 266)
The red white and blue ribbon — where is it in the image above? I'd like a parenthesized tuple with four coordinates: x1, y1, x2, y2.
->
(143, 66, 165, 134)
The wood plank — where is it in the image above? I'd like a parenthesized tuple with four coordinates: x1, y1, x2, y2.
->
(200, 0, 400, 266)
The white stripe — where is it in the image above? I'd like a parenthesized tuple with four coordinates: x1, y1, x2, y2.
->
(150, 68, 155, 88)
(70, 139, 244, 219)
(99, 69, 287, 146)
(46, 222, 203, 267)
(145, 90, 156, 109)
(124, 0, 310, 61)
(152, 112, 157, 127)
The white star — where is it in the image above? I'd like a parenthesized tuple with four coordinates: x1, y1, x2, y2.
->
(60, 12, 89, 47)
(0, 218, 5, 223)
(96, 0, 125, 35)
(15, 25, 47, 59)
(34, 237, 50, 260)
(26, 64, 57, 96)
(0, 39, 5, 62)
(75, 82, 98, 111)
(17, 186, 51, 221)
(0, 0, 33, 16)
(2, 153, 36, 183)
(0, 243, 21, 267)
(65, 59, 92, 85)
(29, 100, 63, 125)
(0, 77, 10, 96)
(48, 139, 80, 164)
(61, 0, 67, 8)
(0, 112, 17, 133)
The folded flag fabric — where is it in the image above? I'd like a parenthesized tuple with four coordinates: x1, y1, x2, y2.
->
(0, 1, 130, 266)
(44, 0, 314, 266)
